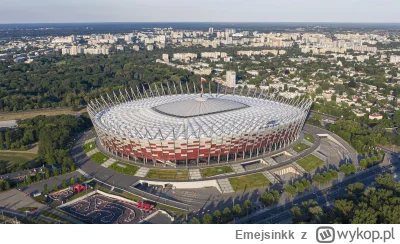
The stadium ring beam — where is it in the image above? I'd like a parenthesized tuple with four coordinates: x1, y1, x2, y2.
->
(87, 82, 312, 168)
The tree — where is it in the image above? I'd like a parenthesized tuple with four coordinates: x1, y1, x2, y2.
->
(301, 178, 312, 189)
(360, 159, 368, 169)
(189, 217, 200, 224)
(260, 192, 275, 206)
(5, 181, 10, 190)
(243, 200, 252, 216)
(70, 177, 76, 185)
(53, 169, 59, 176)
(232, 204, 242, 216)
(285, 184, 297, 196)
(202, 214, 212, 224)
(222, 207, 232, 219)
(25, 175, 32, 185)
(213, 210, 221, 223)
(53, 183, 58, 192)
(44, 183, 49, 195)
(45, 169, 50, 179)
(78, 175, 84, 183)
(62, 180, 67, 189)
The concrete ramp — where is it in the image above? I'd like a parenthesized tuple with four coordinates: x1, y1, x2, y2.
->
(101, 158, 116, 168)
(134, 167, 150, 177)
(189, 169, 202, 180)
(217, 178, 235, 193)
(262, 171, 277, 184)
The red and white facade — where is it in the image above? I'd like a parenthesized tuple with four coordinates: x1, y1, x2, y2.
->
(87, 84, 312, 167)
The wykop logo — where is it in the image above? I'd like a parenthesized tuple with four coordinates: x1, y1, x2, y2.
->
(316, 227, 335, 243)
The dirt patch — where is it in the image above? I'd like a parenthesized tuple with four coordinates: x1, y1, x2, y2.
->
(0, 108, 86, 121)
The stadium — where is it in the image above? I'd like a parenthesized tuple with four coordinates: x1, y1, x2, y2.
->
(87, 83, 312, 168)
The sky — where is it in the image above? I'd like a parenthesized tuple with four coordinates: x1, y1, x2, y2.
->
(0, 0, 399, 24)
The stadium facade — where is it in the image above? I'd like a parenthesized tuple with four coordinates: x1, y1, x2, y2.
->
(87, 83, 312, 167)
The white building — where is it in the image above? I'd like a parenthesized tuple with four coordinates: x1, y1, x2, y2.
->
(226, 71, 236, 87)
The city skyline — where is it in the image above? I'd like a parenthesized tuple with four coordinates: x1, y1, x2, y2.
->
(1, 0, 400, 24)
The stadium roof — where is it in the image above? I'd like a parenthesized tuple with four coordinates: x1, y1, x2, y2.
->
(153, 97, 248, 118)
(90, 93, 311, 140)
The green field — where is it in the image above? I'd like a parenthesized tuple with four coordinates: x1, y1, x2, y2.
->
(200, 166, 233, 178)
(108, 162, 138, 175)
(296, 154, 324, 172)
(292, 142, 310, 153)
(146, 169, 189, 180)
(304, 133, 315, 143)
(83, 142, 96, 152)
(0, 151, 37, 171)
(89, 152, 109, 165)
(229, 173, 271, 192)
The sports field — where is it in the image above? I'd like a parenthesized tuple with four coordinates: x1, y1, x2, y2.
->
(108, 162, 138, 175)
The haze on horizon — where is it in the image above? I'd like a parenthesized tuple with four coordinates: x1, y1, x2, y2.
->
(0, 0, 399, 24)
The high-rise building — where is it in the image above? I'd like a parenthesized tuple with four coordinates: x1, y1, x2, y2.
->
(208, 27, 214, 34)
(226, 71, 236, 87)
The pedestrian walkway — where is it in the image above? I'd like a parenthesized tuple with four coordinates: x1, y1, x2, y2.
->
(286, 148, 299, 156)
(231, 164, 245, 173)
(189, 169, 202, 180)
(134, 167, 150, 177)
(262, 156, 277, 166)
(86, 148, 99, 157)
(312, 151, 328, 161)
(84, 137, 96, 144)
(302, 139, 313, 147)
(262, 171, 277, 184)
(101, 158, 116, 168)
(217, 178, 235, 193)
(291, 162, 307, 175)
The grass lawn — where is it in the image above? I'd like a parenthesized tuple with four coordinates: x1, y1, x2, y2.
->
(89, 152, 109, 165)
(0, 151, 37, 170)
(68, 188, 94, 201)
(146, 169, 189, 180)
(296, 154, 324, 172)
(108, 161, 138, 175)
(292, 142, 310, 153)
(83, 142, 96, 153)
(200, 166, 233, 178)
(304, 133, 315, 143)
(229, 173, 270, 192)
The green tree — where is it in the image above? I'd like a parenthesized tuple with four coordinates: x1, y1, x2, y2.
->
(360, 159, 368, 169)
(260, 192, 275, 206)
(202, 214, 212, 224)
(62, 180, 67, 189)
(222, 207, 232, 219)
(53, 183, 58, 192)
(5, 181, 10, 190)
(45, 169, 50, 179)
(232, 204, 242, 216)
(213, 210, 221, 223)
(243, 200, 252, 216)
(44, 183, 49, 195)
(285, 184, 297, 196)
(78, 175, 84, 183)
(25, 175, 32, 185)
(189, 217, 200, 224)
(70, 177, 76, 185)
